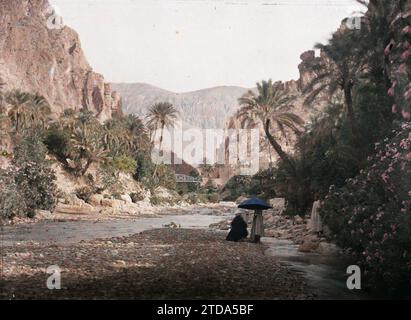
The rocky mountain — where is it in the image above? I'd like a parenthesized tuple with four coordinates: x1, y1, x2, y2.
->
(113, 50, 327, 131)
(112, 83, 250, 129)
(0, 0, 122, 122)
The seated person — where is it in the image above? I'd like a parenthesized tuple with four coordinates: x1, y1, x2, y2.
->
(226, 213, 248, 242)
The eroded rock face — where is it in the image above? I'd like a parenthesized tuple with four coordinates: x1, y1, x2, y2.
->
(0, 0, 122, 121)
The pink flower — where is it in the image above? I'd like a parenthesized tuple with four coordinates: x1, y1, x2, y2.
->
(402, 49, 411, 61)
(388, 81, 397, 97)
(399, 63, 408, 74)
(402, 110, 411, 120)
(392, 105, 398, 113)
(404, 87, 411, 100)
(402, 26, 411, 35)
(381, 173, 389, 183)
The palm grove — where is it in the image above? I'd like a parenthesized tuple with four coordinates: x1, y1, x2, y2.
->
(1, 81, 194, 214)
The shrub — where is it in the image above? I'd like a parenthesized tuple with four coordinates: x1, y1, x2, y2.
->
(0, 134, 57, 220)
(75, 186, 94, 203)
(134, 151, 154, 182)
(221, 175, 252, 201)
(98, 163, 121, 193)
(12, 134, 57, 216)
(184, 193, 199, 205)
(0, 168, 28, 220)
(320, 123, 411, 293)
(208, 193, 220, 203)
(111, 155, 137, 175)
(44, 127, 72, 163)
(197, 193, 209, 204)
(155, 164, 177, 190)
(130, 192, 145, 203)
(150, 195, 162, 206)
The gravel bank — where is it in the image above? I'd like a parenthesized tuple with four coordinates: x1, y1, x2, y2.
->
(1, 229, 312, 300)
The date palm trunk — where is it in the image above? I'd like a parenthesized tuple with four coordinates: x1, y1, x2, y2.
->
(264, 119, 296, 177)
(343, 84, 361, 145)
(152, 122, 165, 179)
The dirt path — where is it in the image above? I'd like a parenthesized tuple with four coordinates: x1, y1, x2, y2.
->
(0, 229, 312, 300)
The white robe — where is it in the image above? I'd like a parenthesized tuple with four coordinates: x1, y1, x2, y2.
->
(310, 200, 323, 233)
(250, 212, 264, 240)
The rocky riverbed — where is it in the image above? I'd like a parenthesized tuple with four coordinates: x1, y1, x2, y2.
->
(0, 229, 312, 300)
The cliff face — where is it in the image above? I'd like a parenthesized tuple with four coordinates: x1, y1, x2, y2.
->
(0, 0, 122, 121)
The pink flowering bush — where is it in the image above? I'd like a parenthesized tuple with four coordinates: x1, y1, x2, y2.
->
(386, 12, 411, 121)
(320, 122, 411, 292)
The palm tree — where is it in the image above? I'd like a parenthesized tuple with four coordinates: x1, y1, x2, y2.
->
(102, 119, 128, 157)
(146, 102, 178, 177)
(71, 125, 108, 176)
(123, 114, 150, 152)
(303, 31, 365, 147)
(238, 80, 304, 175)
(30, 94, 51, 130)
(146, 102, 178, 150)
(0, 91, 10, 146)
(6, 90, 32, 133)
(60, 109, 77, 131)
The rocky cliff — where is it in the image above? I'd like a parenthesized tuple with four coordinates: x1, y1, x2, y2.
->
(113, 49, 327, 131)
(0, 0, 122, 121)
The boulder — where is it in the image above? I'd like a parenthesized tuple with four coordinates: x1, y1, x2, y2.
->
(101, 198, 125, 209)
(298, 235, 320, 253)
(118, 203, 140, 215)
(35, 210, 53, 219)
(268, 198, 286, 213)
(294, 216, 304, 225)
(55, 204, 97, 215)
(317, 242, 340, 255)
(120, 194, 133, 204)
(65, 194, 87, 207)
(89, 194, 104, 206)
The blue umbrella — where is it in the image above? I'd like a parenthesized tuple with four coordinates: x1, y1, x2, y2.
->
(238, 197, 272, 211)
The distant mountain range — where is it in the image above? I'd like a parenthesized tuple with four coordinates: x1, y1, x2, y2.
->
(111, 83, 251, 129)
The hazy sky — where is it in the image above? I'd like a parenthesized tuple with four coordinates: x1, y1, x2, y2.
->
(50, 0, 363, 92)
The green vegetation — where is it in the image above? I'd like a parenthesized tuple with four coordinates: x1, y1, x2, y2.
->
(0, 134, 57, 219)
(234, 1, 411, 291)
(0, 86, 217, 220)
